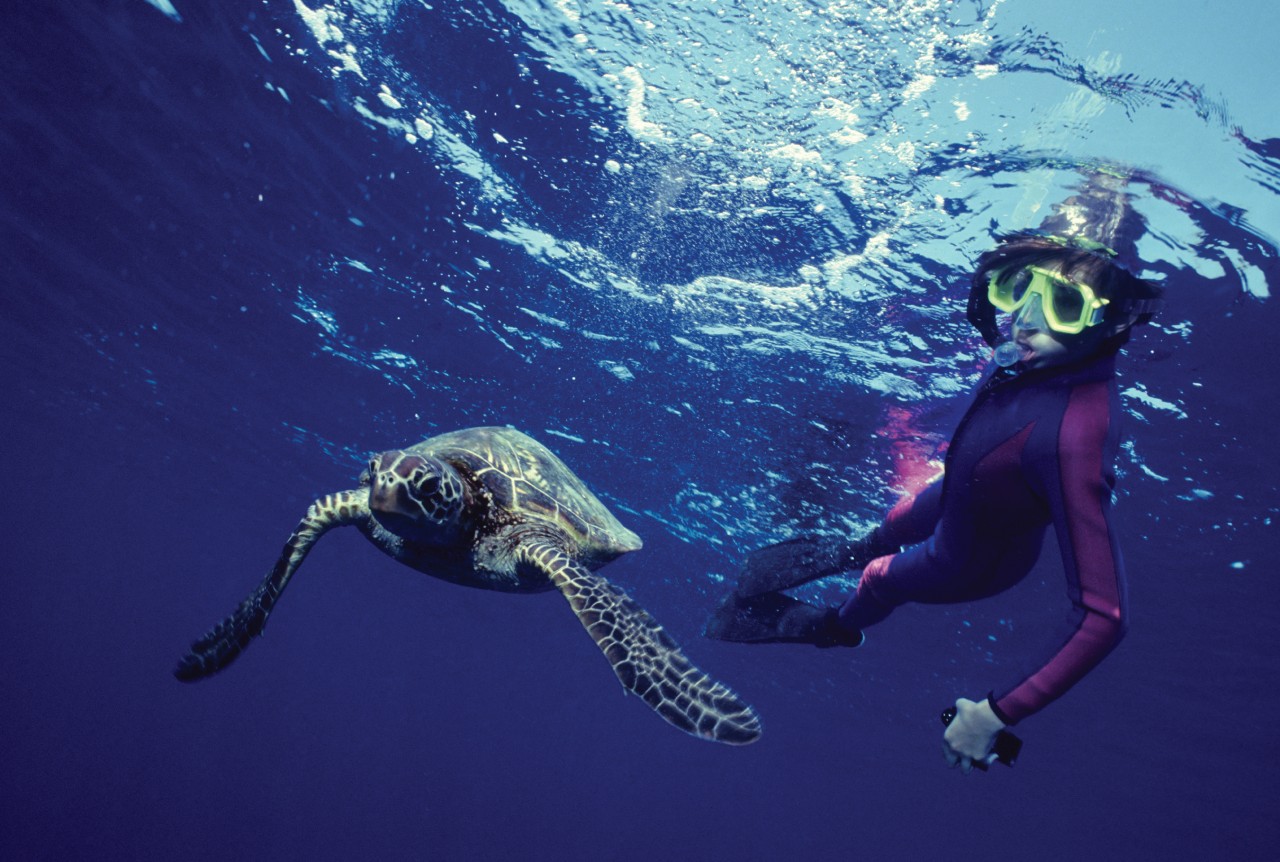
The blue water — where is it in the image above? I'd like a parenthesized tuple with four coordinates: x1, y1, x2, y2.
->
(4, 1, 1279, 859)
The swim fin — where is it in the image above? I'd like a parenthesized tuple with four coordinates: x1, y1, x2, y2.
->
(735, 532, 898, 598)
(704, 592, 863, 647)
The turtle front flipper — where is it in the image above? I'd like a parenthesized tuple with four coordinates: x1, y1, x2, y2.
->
(173, 489, 368, 682)
(521, 542, 762, 745)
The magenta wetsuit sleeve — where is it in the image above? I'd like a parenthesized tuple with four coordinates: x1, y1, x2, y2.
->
(990, 380, 1128, 726)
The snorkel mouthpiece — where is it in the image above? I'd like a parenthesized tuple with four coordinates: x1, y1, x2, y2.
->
(993, 341, 1022, 368)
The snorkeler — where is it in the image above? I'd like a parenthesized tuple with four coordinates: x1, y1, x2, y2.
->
(706, 175, 1164, 773)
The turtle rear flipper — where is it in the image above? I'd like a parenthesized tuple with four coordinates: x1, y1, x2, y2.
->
(521, 542, 762, 745)
(174, 489, 368, 682)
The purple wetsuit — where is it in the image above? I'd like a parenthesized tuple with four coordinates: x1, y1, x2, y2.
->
(838, 353, 1128, 725)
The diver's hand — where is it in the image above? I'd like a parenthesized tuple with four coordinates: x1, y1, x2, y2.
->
(942, 697, 1005, 773)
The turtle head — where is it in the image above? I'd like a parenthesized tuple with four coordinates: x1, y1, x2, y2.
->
(363, 450, 468, 545)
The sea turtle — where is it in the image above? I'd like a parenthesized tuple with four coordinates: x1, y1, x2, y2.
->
(175, 426, 761, 745)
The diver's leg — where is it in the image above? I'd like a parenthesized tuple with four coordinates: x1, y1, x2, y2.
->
(835, 555, 901, 631)
(837, 535, 1042, 631)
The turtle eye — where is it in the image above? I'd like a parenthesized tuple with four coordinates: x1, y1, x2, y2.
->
(407, 471, 441, 500)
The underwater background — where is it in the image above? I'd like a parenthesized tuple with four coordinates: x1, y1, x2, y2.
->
(3, 0, 1279, 859)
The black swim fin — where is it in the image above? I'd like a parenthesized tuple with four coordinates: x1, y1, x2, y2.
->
(704, 592, 862, 647)
(735, 532, 899, 598)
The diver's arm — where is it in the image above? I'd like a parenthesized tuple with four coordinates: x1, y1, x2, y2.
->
(991, 384, 1127, 725)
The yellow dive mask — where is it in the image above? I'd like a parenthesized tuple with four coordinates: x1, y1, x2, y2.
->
(987, 265, 1110, 335)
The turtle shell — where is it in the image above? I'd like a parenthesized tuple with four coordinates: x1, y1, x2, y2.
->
(406, 426, 642, 559)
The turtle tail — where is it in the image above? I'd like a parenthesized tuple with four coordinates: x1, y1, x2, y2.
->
(173, 489, 367, 682)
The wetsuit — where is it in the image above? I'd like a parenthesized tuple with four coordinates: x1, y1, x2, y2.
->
(838, 352, 1128, 726)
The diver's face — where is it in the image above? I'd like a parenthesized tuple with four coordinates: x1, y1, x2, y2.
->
(1008, 292, 1108, 370)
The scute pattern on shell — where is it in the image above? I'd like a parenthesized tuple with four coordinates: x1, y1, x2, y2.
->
(406, 426, 641, 557)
